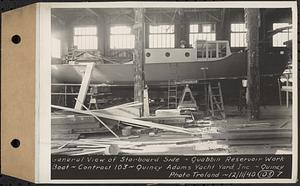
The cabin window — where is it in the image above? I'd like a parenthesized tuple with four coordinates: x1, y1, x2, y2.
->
(73, 26, 98, 50)
(230, 23, 247, 47)
(207, 43, 217, 58)
(189, 23, 216, 47)
(149, 24, 175, 48)
(196, 42, 206, 58)
(51, 37, 61, 58)
(218, 43, 227, 58)
(110, 25, 135, 49)
(272, 23, 291, 47)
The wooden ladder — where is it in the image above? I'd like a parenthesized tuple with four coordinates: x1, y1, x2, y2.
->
(208, 81, 226, 119)
(167, 80, 178, 109)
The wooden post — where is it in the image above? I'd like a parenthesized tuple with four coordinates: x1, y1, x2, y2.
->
(143, 85, 150, 117)
(133, 8, 145, 116)
(245, 9, 260, 120)
(175, 9, 187, 48)
(74, 63, 94, 110)
(277, 78, 282, 106)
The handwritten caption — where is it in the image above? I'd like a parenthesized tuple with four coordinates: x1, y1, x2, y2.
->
(51, 155, 292, 179)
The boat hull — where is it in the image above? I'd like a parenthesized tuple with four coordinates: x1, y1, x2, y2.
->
(51, 51, 288, 85)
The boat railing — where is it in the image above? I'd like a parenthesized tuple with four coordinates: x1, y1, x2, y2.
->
(195, 40, 232, 61)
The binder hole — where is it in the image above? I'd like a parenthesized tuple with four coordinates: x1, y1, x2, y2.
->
(11, 35, 21, 44)
(10, 139, 20, 148)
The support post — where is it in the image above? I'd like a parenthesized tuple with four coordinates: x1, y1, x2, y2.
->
(277, 78, 282, 106)
(175, 9, 187, 48)
(143, 85, 150, 117)
(74, 63, 95, 110)
(245, 9, 260, 120)
(133, 8, 145, 116)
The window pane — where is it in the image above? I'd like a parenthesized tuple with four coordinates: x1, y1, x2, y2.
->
(74, 26, 97, 35)
(202, 24, 211, 33)
(190, 33, 216, 47)
(230, 23, 247, 47)
(189, 23, 216, 46)
(110, 26, 131, 34)
(231, 23, 246, 32)
(110, 35, 135, 49)
(273, 23, 289, 30)
(109, 25, 135, 49)
(231, 34, 237, 47)
(73, 26, 98, 49)
(272, 23, 291, 47)
(190, 24, 198, 33)
(149, 24, 175, 48)
(149, 25, 174, 34)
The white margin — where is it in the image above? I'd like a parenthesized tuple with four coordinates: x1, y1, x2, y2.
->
(38, 3, 52, 183)
(35, 3, 40, 183)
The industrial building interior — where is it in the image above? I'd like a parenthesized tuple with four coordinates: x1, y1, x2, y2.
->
(50, 8, 293, 155)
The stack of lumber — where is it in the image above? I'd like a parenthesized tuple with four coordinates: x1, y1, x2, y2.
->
(52, 105, 196, 135)
(51, 114, 109, 140)
(209, 120, 292, 148)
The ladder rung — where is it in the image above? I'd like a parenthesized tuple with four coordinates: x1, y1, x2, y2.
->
(211, 87, 219, 89)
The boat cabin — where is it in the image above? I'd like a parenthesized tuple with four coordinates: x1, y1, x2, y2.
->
(145, 40, 232, 63)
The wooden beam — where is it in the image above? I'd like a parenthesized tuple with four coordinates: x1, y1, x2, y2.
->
(245, 9, 261, 120)
(86, 8, 101, 18)
(74, 63, 95, 110)
(133, 8, 145, 116)
(175, 9, 187, 48)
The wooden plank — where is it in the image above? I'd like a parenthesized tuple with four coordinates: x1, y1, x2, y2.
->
(225, 139, 292, 146)
(52, 105, 193, 134)
(74, 63, 95, 110)
(51, 115, 96, 125)
(72, 127, 110, 134)
(52, 148, 83, 155)
(212, 132, 292, 140)
(143, 86, 150, 117)
(104, 101, 142, 110)
(222, 128, 292, 133)
(51, 134, 80, 140)
(51, 122, 100, 130)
